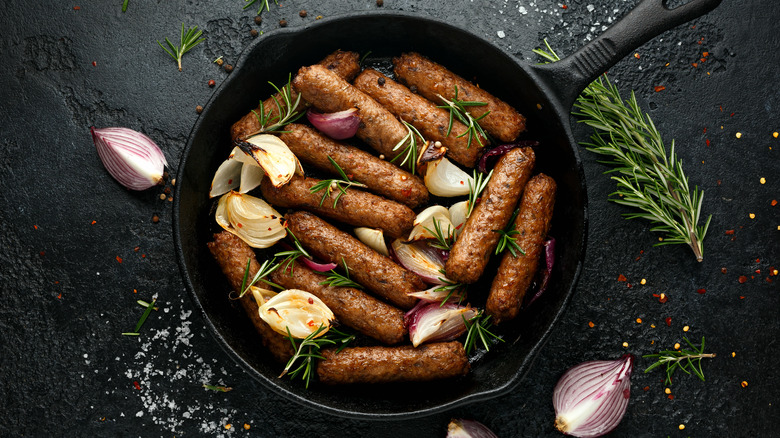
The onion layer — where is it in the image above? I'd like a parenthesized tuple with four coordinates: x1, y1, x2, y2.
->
(405, 301, 477, 347)
(214, 191, 286, 248)
(391, 239, 448, 284)
(424, 157, 473, 197)
(354, 227, 389, 256)
(258, 289, 335, 339)
(446, 419, 499, 438)
(306, 108, 360, 140)
(553, 355, 634, 438)
(408, 205, 453, 242)
(91, 126, 168, 191)
(238, 134, 302, 187)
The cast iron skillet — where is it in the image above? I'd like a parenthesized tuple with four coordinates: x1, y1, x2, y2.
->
(174, 0, 721, 419)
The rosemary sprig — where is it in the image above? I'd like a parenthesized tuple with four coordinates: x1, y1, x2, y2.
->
(424, 218, 454, 251)
(122, 0, 129, 12)
(462, 310, 503, 354)
(493, 208, 525, 257)
(437, 86, 490, 149)
(248, 74, 305, 137)
(320, 258, 363, 289)
(238, 257, 282, 298)
(434, 277, 467, 305)
(122, 298, 158, 336)
(202, 384, 233, 392)
(309, 157, 367, 208)
(280, 325, 355, 388)
(466, 169, 492, 218)
(274, 229, 311, 274)
(391, 120, 425, 174)
(157, 24, 205, 72)
(643, 337, 715, 385)
(534, 40, 711, 261)
(244, 0, 278, 15)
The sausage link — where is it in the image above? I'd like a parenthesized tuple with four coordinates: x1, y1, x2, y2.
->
(207, 231, 294, 363)
(260, 175, 415, 239)
(487, 174, 556, 324)
(270, 261, 406, 345)
(445, 147, 536, 283)
(279, 124, 428, 208)
(285, 211, 423, 310)
(317, 341, 469, 384)
(353, 69, 486, 168)
(231, 50, 361, 141)
(293, 64, 410, 159)
(393, 52, 526, 143)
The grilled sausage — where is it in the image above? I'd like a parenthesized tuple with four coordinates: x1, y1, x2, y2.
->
(285, 211, 423, 309)
(279, 124, 428, 208)
(260, 175, 415, 239)
(293, 64, 410, 159)
(231, 50, 361, 141)
(353, 68, 486, 168)
(487, 173, 556, 324)
(317, 341, 469, 384)
(207, 231, 293, 363)
(393, 52, 526, 143)
(445, 147, 536, 284)
(270, 261, 406, 345)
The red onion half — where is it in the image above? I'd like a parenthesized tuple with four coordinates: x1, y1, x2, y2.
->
(91, 126, 168, 190)
(476, 140, 540, 173)
(553, 354, 634, 438)
(306, 107, 360, 140)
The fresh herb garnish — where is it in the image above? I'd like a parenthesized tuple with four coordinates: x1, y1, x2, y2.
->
(434, 277, 467, 305)
(122, 298, 158, 336)
(437, 85, 490, 149)
(157, 24, 205, 72)
(534, 40, 711, 261)
(244, 0, 278, 15)
(238, 257, 282, 298)
(320, 258, 363, 289)
(643, 336, 715, 385)
(424, 218, 454, 251)
(391, 120, 425, 175)
(280, 325, 355, 388)
(122, 0, 129, 12)
(466, 169, 492, 218)
(247, 74, 305, 137)
(202, 384, 233, 392)
(309, 157, 368, 208)
(462, 310, 503, 354)
(274, 229, 311, 274)
(493, 208, 525, 257)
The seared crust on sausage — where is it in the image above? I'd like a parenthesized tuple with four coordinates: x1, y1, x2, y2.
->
(270, 261, 406, 345)
(293, 64, 409, 159)
(207, 231, 294, 363)
(445, 147, 536, 284)
(279, 124, 428, 208)
(487, 174, 556, 324)
(393, 52, 526, 143)
(231, 50, 361, 141)
(260, 175, 415, 239)
(353, 68, 485, 168)
(285, 211, 423, 310)
(317, 341, 469, 384)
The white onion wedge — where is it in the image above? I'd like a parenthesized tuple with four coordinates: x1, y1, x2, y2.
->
(258, 289, 335, 339)
(249, 286, 278, 306)
(391, 239, 447, 284)
(214, 191, 286, 248)
(409, 205, 454, 242)
(449, 201, 470, 238)
(424, 157, 473, 197)
(241, 134, 301, 187)
(209, 159, 242, 198)
(239, 161, 265, 193)
(354, 227, 389, 256)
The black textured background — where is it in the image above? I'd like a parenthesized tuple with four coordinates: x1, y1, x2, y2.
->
(1, 1, 777, 437)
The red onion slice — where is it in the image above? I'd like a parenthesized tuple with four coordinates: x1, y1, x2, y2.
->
(404, 302, 476, 347)
(552, 354, 634, 438)
(276, 242, 337, 272)
(91, 126, 168, 191)
(476, 140, 540, 173)
(391, 239, 448, 284)
(446, 419, 499, 438)
(306, 107, 360, 140)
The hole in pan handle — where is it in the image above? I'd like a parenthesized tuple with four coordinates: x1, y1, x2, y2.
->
(531, 0, 723, 110)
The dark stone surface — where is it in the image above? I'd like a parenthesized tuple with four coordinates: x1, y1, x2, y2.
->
(0, 1, 777, 436)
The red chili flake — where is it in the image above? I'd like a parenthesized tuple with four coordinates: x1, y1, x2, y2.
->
(767, 277, 773, 283)
(634, 52, 641, 59)
(717, 179, 722, 185)
(635, 255, 642, 261)
(725, 230, 735, 235)
(133, 289, 138, 294)
(141, 254, 146, 258)
(134, 246, 140, 252)
(73, 6, 81, 10)
(133, 381, 141, 390)
(237, 223, 243, 228)
(39, 251, 46, 257)
(772, 200, 778, 206)
(703, 127, 708, 134)
(116, 256, 123, 264)
(668, 394, 675, 400)
(643, 386, 650, 391)
(770, 267, 777, 275)
(34, 225, 39, 230)
(755, 269, 761, 274)
(92, 61, 97, 67)
(627, 283, 633, 288)
(401, 188, 412, 198)
(562, 4, 568, 9)
(755, 258, 760, 263)
(697, 288, 707, 294)
(91, 220, 97, 225)
(705, 139, 711, 147)
(740, 296, 745, 299)
(308, 297, 314, 304)
(227, 179, 233, 184)
(700, 57, 707, 63)
(691, 62, 698, 68)
(719, 105, 723, 112)
(640, 250, 644, 254)
(691, 25, 696, 29)
(665, 317, 672, 326)
(57, 293, 62, 299)
(703, 51, 709, 57)
(738, 275, 748, 283)
(654, 85, 666, 92)
(617, 274, 627, 282)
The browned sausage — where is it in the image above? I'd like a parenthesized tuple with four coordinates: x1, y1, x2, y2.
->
(317, 341, 469, 384)
(270, 261, 406, 345)
(207, 231, 293, 363)
(285, 211, 423, 309)
(393, 52, 526, 143)
(292, 64, 411, 160)
(260, 175, 415, 239)
(279, 124, 428, 208)
(487, 174, 556, 324)
(353, 68, 486, 168)
(231, 50, 361, 141)
(445, 147, 536, 284)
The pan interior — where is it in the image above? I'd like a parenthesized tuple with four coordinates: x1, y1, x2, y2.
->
(174, 12, 586, 419)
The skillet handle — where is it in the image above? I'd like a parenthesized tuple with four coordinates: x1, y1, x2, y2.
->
(532, 0, 722, 110)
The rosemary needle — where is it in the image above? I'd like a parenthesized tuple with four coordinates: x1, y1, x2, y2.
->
(158, 24, 205, 72)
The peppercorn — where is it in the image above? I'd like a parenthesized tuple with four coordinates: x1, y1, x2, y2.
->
(279, 19, 288, 27)
(224, 64, 234, 73)
(299, 10, 307, 17)
(377, 77, 386, 86)
(208, 79, 216, 87)
(196, 105, 203, 114)
(254, 16, 262, 25)
(377, 0, 384, 6)
(250, 29, 258, 37)
(215, 58, 224, 66)
(152, 215, 160, 223)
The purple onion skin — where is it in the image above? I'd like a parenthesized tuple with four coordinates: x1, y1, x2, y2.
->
(306, 108, 360, 140)
(476, 140, 540, 173)
(446, 418, 499, 438)
(276, 241, 336, 272)
(525, 237, 556, 307)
